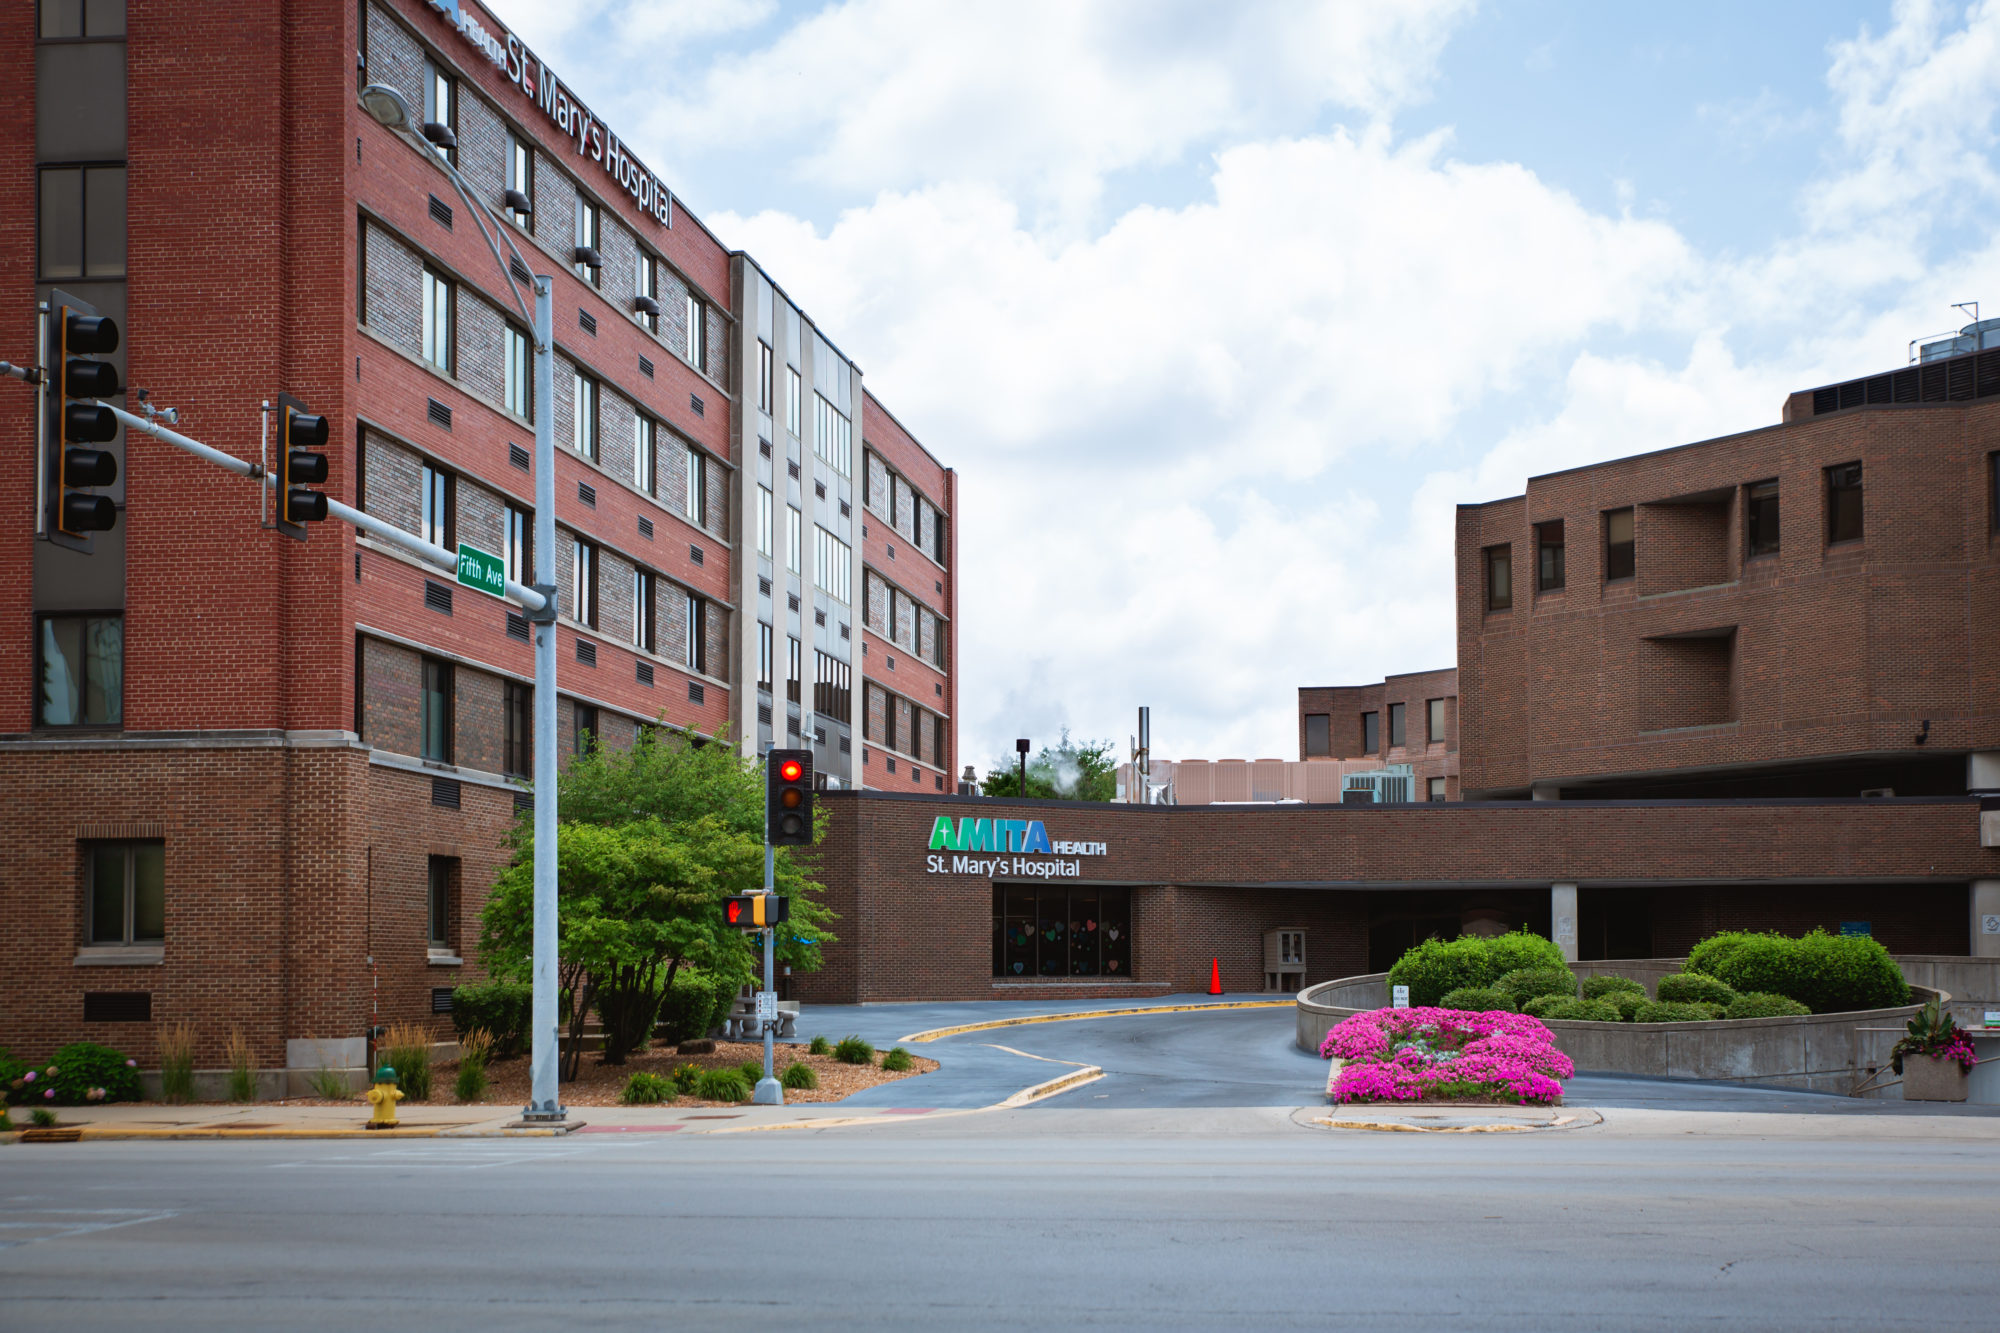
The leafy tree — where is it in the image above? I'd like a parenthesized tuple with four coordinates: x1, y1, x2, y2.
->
(981, 730, 1118, 801)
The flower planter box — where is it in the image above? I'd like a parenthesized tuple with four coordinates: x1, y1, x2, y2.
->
(1902, 1054, 1970, 1102)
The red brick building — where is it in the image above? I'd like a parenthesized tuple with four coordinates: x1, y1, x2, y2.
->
(1298, 667, 1459, 801)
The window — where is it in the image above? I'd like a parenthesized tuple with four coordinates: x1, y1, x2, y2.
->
(573, 701, 597, 754)
(1304, 713, 1330, 757)
(503, 680, 532, 778)
(87, 841, 163, 946)
(37, 614, 121, 727)
(1428, 777, 1447, 802)
(420, 268, 454, 373)
(1361, 711, 1379, 755)
(815, 528, 852, 603)
(38, 165, 126, 280)
(1826, 462, 1863, 544)
(1536, 520, 1565, 591)
(758, 342, 773, 413)
(574, 197, 600, 286)
(684, 446, 705, 526)
(421, 656, 453, 763)
(423, 59, 456, 165)
(633, 413, 655, 496)
(40, 1, 127, 37)
(570, 538, 596, 627)
(684, 593, 706, 673)
(503, 324, 531, 420)
(813, 394, 853, 476)
(933, 512, 948, 566)
(419, 464, 454, 549)
(757, 486, 774, 557)
(758, 623, 773, 689)
(994, 886, 1132, 978)
(1604, 508, 1635, 581)
(1388, 702, 1406, 749)
(1991, 453, 2000, 533)
(1427, 698, 1446, 745)
(632, 569, 654, 652)
(787, 367, 802, 436)
(503, 505, 531, 584)
(635, 252, 658, 333)
(427, 856, 455, 951)
(787, 635, 802, 703)
(506, 130, 534, 231)
(572, 371, 598, 460)
(685, 293, 706, 372)
(814, 651, 852, 716)
(787, 506, 803, 574)
(1746, 480, 1780, 556)
(1484, 544, 1512, 611)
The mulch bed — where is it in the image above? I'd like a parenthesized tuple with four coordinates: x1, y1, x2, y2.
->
(474, 1040, 938, 1108)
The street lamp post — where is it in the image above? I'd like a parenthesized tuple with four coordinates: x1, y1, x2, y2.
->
(361, 85, 564, 1124)
(1016, 737, 1030, 798)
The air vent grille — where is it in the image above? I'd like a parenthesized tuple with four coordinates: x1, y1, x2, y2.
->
(687, 681, 705, 704)
(815, 482, 826, 499)
(814, 610, 826, 626)
(759, 440, 772, 457)
(639, 356, 655, 378)
(786, 715, 800, 735)
(510, 443, 531, 470)
(690, 394, 705, 417)
(427, 398, 453, 429)
(507, 613, 530, 642)
(579, 310, 597, 336)
(432, 776, 461, 809)
(576, 639, 597, 666)
(510, 256, 532, 285)
(758, 577, 771, 596)
(758, 703, 772, 724)
(83, 992, 150, 1023)
(428, 194, 453, 228)
(840, 623, 850, 639)
(838, 736, 851, 753)
(424, 580, 454, 615)
(578, 482, 596, 507)
(637, 661, 654, 686)
(689, 544, 704, 566)
(1811, 347, 2000, 415)
(513, 792, 534, 814)
(787, 461, 800, 479)
(431, 987, 455, 1014)
(787, 594, 800, 612)
(638, 516, 654, 539)
(840, 500, 851, 517)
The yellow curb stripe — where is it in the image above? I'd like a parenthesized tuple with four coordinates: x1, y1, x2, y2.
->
(701, 1064, 1107, 1135)
(63, 1123, 553, 1141)
(900, 999, 1293, 1044)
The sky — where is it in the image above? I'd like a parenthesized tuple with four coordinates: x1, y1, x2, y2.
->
(503, 0, 2000, 774)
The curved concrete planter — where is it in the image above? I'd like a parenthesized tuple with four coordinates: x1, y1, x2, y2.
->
(1296, 960, 1940, 1098)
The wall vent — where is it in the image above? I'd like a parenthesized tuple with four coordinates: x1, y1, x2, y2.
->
(787, 594, 800, 612)
(431, 776, 461, 809)
(814, 609, 826, 626)
(83, 992, 150, 1023)
(690, 394, 705, 417)
(786, 714, 801, 735)
(687, 681, 705, 704)
(576, 639, 597, 666)
(424, 580, 454, 615)
(509, 442, 531, 470)
(428, 194, 453, 229)
(815, 482, 826, 499)
(513, 792, 534, 814)
(431, 987, 455, 1014)
(510, 256, 532, 285)
(689, 544, 704, 566)
(427, 398, 453, 429)
(787, 461, 800, 479)
(758, 577, 771, 596)
(578, 482, 596, 507)
(758, 703, 773, 724)
(838, 735, 851, 753)
(637, 661, 654, 687)
(639, 355, 655, 378)
(638, 516, 654, 539)
(759, 440, 772, 458)
(506, 613, 530, 642)
(578, 309, 597, 336)
(840, 500, 851, 517)
(840, 623, 850, 640)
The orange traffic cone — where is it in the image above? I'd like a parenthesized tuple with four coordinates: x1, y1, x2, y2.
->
(1208, 957, 1222, 995)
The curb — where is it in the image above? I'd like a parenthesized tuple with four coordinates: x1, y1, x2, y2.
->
(900, 999, 1294, 1044)
(16, 1119, 585, 1142)
(1296, 1106, 1603, 1134)
(705, 1063, 1106, 1134)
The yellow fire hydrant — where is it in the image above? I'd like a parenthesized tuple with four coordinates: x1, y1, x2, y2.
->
(364, 1066, 404, 1130)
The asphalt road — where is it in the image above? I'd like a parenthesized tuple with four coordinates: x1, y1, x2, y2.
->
(7, 1001, 2000, 1330)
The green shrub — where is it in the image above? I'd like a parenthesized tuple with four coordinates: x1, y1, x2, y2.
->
(1724, 991, 1812, 1020)
(619, 1071, 677, 1105)
(31, 1107, 58, 1128)
(377, 1022, 432, 1102)
(1536, 998, 1622, 1023)
(1438, 986, 1515, 1013)
(671, 1062, 702, 1095)
(1518, 994, 1570, 1019)
(1634, 1001, 1718, 1024)
(693, 1069, 751, 1102)
(1611, 991, 1647, 1022)
(1686, 929, 1910, 1013)
(309, 1067, 353, 1100)
(739, 1060, 768, 1085)
(0, 1106, 11, 1131)
(781, 1061, 819, 1090)
(1684, 931, 1757, 978)
(881, 1047, 915, 1072)
(1385, 930, 1566, 1007)
(654, 968, 740, 1046)
(33, 1042, 144, 1106)
(451, 982, 532, 1058)
(1580, 974, 1646, 1001)
(453, 1028, 493, 1103)
(0, 1048, 28, 1106)
(808, 1035, 832, 1056)
(833, 1036, 874, 1065)
(1656, 973, 1738, 1006)
(1482, 930, 1570, 978)
(1496, 968, 1578, 1007)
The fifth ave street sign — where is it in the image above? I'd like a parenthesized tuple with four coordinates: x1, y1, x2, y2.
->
(456, 543, 507, 598)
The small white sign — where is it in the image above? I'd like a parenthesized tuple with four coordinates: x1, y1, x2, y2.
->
(1984, 1010, 2000, 1028)
(1556, 915, 1577, 942)
(1392, 985, 1410, 1009)
(1982, 914, 2000, 935)
(755, 992, 777, 1023)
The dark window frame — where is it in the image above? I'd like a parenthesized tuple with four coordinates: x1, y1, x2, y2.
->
(502, 679, 532, 779)
(35, 610, 123, 730)
(573, 701, 598, 754)
(427, 854, 456, 952)
(1535, 520, 1565, 591)
(1604, 507, 1635, 582)
(422, 56, 457, 168)
(420, 462, 455, 550)
(420, 655, 454, 764)
(1303, 712, 1331, 757)
(1361, 710, 1380, 756)
(1484, 544, 1512, 611)
(1387, 701, 1406, 749)
(84, 838, 163, 947)
(1427, 697, 1447, 746)
(1825, 462, 1864, 545)
(1746, 479, 1780, 557)
(37, 161, 127, 282)
(39, 0, 128, 40)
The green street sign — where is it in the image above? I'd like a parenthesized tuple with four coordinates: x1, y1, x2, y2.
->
(456, 543, 506, 599)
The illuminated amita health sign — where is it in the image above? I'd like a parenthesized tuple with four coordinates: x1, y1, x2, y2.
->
(427, 0, 674, 228)
(923, 816, 1108, 879)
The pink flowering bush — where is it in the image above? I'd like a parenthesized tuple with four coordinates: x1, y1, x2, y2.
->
(1319, 1006, 1573, 1105)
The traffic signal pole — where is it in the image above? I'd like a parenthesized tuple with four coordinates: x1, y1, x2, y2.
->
(756, 829, 781, 1106)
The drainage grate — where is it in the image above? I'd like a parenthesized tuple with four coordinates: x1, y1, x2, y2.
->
(687, 681, 705, 704)
(506, 612, 530, 642)
(428, 194, 453, 229)
(432, 987, 455, 1014)
(639, 355, 655, 378)
(689, 544, 704, 566)
(578, 482, 596, 507)
(689, 394, 704, 417)
(432, 776, 461, 809)
(427, 398, 453, 429)
(638, 516, 654, 539)
(424, 580, 454, 615)
(576, 639, 597, 666)
(578, 309, 597, 336)
(637, 661, 654, 686)
(83, 992, 150, 1023)
(510, 442, 531, 470)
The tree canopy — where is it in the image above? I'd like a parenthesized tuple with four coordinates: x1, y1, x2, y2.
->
(980, 730, 1119, 802)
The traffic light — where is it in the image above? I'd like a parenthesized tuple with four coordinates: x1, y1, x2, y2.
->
(43, 289, 120, 552)
(273, 391, 329, 540)
(766, 747, 814, 845)
(723, 895, 790, 928)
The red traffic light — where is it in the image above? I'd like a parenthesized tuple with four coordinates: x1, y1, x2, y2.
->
(778, 759, 804, 782)
(726, 899, 745, 926)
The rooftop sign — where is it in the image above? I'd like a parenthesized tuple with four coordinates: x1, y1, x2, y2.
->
(924, 816, 1107, 879)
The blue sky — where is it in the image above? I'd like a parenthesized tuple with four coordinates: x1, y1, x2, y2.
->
(504, 0, 2000, 773)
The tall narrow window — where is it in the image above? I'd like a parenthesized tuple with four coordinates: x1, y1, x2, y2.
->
(506, 131, 534, 231)
(635, 252, 659, 332)
(632, 570, 654, 653)
(787, 636, 802, 703)
(1826, 463, 1863, 544)
(684, 446, 705, 526)
(1604, 508, 1635, 581)
(1428, 777, 1447, 802)
(685, 293, 706, 372)
(573, 701, 598, 754)
(37, 165, 127, 280)
(633, 413, 655, 496)
(1990, 453, 2000, 533)
(1361, 711, 1380, 755)
(1536, 520, 1565, 591)
(814, 528, 852, 603)
(813, 395, 853, 476)
(504, 505, 531, 584)
(421, 656, 453, 763)
(502, 680, 532, 778)
(1484, 545, 1512, 611)
(421, 269, 454, 374)
(570, 538, 597, 627)
(572, 372, 598, 461)
(757, 486, 774, 557)
(420, 464, 453, 549)
(427, 856, 454, 951)
(1746, 480, 1780, 556)
(1388, 702, 1406, 749)
(87, 842, 164, 946)
(423, 60, 456, 165)
(758, 623, 773, 689)
(758, 342, 773, 413)
(685, 593, 706, 673)
(503, 324, 531, 420)
(787, 368, 802, 436)
(787, 507, 803, 574)
(1304, 713, 1330, 757)
(1427, 698, 1446, 745)
(574, 198, 600, 286)
(36, 614, 122, 728)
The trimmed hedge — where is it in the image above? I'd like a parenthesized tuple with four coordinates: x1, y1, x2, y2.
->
(1385, 931, 1567, 1008)
(1535, 997, 1622, 1023)
(1496, 968, 1578, 1007)
(1580, 974, 1646, 1001)
(1656, 973, 1738, 1007)
(1633, 1001, 1718, 1024)
(451, 982, 531, 1058)
(1518, 994, 1570, 1019)
(1610, 991, 1647, 1022)
(1438, 987, 1516, 1013)
(1685, 929, 1910, 1013)
(1724, 991, 1813, 1020)
(655, 969, 738, 1046)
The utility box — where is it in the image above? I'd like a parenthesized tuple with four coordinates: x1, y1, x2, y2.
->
(1264, 928, 1305, 993)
